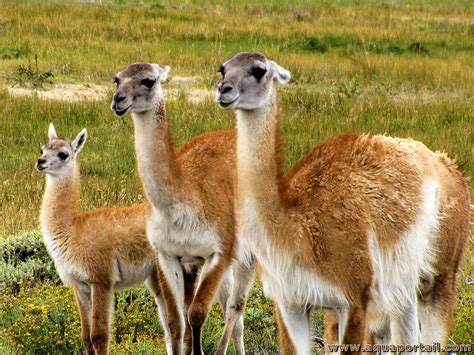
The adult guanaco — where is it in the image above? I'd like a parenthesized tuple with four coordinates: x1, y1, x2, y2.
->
(216, 52, 470, 354)
(111, 64, 255, 354)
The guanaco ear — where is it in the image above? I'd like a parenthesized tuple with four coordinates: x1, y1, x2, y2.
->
(72, 128, 87, 154)
(152, 64, 171, 82)
(269, 61, 291, 85)
(48, 123, 58, 140)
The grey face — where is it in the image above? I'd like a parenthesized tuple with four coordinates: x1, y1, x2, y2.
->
(111, 63, 170, 117)
(36, 124, 87, 176)
(36, 140, 74, 175)
(215, 52, 291, 110)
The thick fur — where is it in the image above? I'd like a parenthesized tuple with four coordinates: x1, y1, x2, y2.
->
(323, 149, 470, 348)
(218, 52, 470, 354)
(39, 136, 169, 355)
(112, 63, 255, 355)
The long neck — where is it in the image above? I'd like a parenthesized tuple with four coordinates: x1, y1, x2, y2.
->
(235, 88, 283, 229)
(41, 168, 78, 241)
(132, 99, 181, 209)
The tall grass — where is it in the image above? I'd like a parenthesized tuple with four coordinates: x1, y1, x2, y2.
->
(1, 1, 472, 87)
(1, 87, 471, 235)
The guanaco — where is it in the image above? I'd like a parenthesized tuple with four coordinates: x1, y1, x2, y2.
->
(216, 52, 470, 354)
(37, 123, 171, 355)
(111, 64, 255, 355)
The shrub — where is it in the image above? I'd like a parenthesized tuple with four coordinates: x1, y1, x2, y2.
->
(0, 230, 59, 294)
(408, 42, 430, 54)
(113, 286, 165, 344)
(0, 282, 170, 353)
(243, 285, 279, 352)
(323, 34, 357, 48)
(9, 55, 54, 89)
(0, 283, 83, 353)
(469, 23, 474, 36)
(335, 76, 362, 98)
(387, 44, 404, 54)
(110, 334, 166, 354)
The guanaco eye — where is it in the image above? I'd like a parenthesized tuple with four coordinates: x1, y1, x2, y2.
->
(251, 66, 267, 80)
(114, 77, 120, 86)
(141, 78, 156, 88)
(40, 149, 43, 154)
(218, 65, 225, 76)
(58, 152, 69, 160)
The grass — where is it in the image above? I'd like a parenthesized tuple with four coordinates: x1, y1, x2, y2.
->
(0, 0, 472, 352)
(1, 1, 473, 86)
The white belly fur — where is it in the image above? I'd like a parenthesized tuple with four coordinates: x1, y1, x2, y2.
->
(113, 257, 156, 290)
(43, 230, 155, 291)
(260, 254, 349, 310)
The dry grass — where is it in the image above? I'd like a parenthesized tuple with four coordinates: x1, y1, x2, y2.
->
(1, 1, 472, 87)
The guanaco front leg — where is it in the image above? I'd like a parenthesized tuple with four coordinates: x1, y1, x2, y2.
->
(390, 292, 419, 353)
(183, 267, 199, 355)
(188, 253, 231, 355)
(90, 284, 113, 355)
(158, 253, 186, 355)
(145, 263, 173, 354)
(75, 288, 94, 355)
(216, 259, 256, 355)
(274, 303, 297, 355)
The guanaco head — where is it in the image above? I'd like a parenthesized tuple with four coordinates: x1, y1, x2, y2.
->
(111, 63, 170, 116)
(215, 51, 291, 110)
(36, 123, 87, 177)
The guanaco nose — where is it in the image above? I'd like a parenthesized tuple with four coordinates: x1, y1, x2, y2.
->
(114, 92, 126, 103)
(218, 82, 235, 95)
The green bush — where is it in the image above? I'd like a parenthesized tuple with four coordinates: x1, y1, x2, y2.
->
(408, 42, 430, 54)
(0, 283, 83, 353)
(303, 36, 328, 53)
(110, 334, 166, 354)
(8, 55, 54, 89)
(0, 282, 171, 353)
(0, 230, 59, 294)
(243, 285, 279, 352)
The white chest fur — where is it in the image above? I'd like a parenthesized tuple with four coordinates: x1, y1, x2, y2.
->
(147, 202, 221, 264)
(240, 198, 347, 310)
(42, 229, 88, 287)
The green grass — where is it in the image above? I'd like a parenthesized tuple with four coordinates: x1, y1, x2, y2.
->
(0, 0, 472, 352)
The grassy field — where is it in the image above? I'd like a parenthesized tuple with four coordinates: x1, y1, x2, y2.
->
(0, 0, 472, 353)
